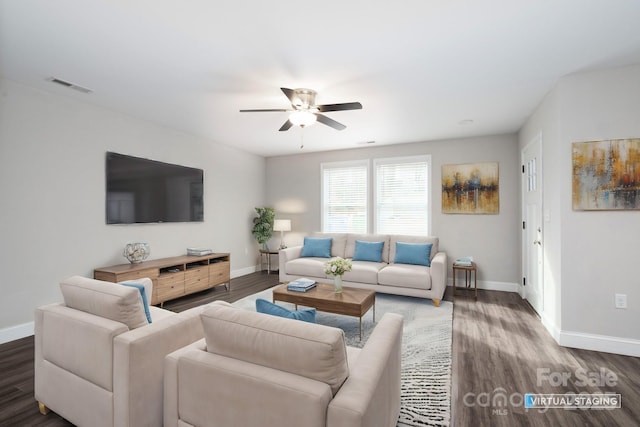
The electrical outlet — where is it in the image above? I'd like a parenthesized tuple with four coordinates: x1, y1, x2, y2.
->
(615, 294, 627, 309)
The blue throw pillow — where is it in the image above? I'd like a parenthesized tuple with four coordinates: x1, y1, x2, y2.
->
(287, 308, 316, 323)
(120, 282, 152, 323)
(394, 242, 432, 267)
(255, 298, 316, 323)
(300, 237, 332, 258)
(352, 240, 384, 262)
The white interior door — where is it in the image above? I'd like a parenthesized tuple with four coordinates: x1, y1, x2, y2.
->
(522, 134, 543, 314)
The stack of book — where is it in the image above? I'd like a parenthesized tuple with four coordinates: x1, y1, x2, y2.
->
(287, 278, 317, 292)
(454, 256, 474, 267)
(187, 248, 213, 256)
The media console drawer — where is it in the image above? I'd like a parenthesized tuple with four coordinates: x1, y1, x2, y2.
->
(210, 261, 230, 286)
(157, 271, 185, 300)
(185, 265, 210, 293)
(94, 253, 230, 306)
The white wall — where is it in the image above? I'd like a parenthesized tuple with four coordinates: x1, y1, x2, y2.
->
(0, 78, 266, 341)
(266, 134, 520, 289)
(519, 63, 640, 355)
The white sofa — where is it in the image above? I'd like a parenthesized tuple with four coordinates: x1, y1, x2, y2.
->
(279, 233, 447, 306)
(164, 302, 403, 427)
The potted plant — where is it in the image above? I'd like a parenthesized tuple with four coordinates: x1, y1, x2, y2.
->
(251, 207, 275, 250)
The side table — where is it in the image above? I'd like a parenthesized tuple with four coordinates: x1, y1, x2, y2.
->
(259, 249, 279, 274)
(452, 262, 477, 300)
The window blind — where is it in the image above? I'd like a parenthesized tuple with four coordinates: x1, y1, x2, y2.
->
(375, 157, 429, 235)
(321, 161, 368, 233)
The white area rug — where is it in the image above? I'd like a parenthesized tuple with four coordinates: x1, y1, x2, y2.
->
(233, 287, 453, 427)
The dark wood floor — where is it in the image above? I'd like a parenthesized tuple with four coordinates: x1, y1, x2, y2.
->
(1, 272, 638, 426)
(452, 290, 640, 427)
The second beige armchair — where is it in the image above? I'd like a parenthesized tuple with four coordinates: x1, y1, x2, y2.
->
(164, 302, 403, 427)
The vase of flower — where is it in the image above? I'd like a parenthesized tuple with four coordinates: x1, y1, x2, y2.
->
(324, 257, 352, 294)
(333, 275, 343, 293)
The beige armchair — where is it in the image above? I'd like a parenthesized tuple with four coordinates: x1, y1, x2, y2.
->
(34, 276, 207, 427)
(164, 303, 403, 427)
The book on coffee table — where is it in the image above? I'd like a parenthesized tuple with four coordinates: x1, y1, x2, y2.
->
(287, 278, 316, 292)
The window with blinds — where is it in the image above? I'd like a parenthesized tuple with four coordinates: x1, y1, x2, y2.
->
(321, 161, 368, 233)
(321, 156, 431, 235)
(374, 156, 430, 235)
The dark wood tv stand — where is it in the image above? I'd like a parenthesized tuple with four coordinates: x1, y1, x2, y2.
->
(94, 253, 230, 305)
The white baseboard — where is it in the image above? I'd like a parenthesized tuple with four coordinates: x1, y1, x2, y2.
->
(540, 313, 561, 342)
(235, 265, 279, 279)
(559, 330, 640, 357)
(0, 322, 34, 345)
(535, 307, 639, 357)
(231, 265, 259, 279)
(448, 279, 519, 293)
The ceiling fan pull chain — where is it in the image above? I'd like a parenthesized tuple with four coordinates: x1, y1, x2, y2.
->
(300, 127, 305, 149)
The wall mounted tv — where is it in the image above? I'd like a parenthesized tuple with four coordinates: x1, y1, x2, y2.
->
(106, 152, 204, 224)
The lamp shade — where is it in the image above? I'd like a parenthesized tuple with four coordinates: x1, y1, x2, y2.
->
(273, 219, 291, 232)
(289, 111, 317, 127)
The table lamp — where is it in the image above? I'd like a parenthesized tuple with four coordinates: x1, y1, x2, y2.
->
(273, 219, 291, 249)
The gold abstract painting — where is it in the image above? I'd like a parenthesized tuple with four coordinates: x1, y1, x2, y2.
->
(572, 138, 640, 210)
(442, 162, 499, 214)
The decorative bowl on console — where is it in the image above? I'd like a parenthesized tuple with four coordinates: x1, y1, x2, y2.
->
(123, 242, 150, 264)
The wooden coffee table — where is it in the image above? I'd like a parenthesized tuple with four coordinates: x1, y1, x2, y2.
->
(273, 283, 376, 340)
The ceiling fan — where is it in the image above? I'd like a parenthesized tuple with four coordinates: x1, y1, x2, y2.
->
(240, 88, 362, 131)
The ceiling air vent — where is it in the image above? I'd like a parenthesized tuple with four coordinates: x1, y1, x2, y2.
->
(46, 77, 93, 94)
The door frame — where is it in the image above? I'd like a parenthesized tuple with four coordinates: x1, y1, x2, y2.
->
(521, 132, 544, 311)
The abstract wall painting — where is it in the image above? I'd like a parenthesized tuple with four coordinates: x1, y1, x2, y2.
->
(572, 138, 640, 210)
(442, 162, 499, 214)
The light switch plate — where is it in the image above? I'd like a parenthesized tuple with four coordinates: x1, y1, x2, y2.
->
(615, 294, 627, 309)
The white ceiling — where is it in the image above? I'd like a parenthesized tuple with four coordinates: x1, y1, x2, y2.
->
(2, 1, 640, 157)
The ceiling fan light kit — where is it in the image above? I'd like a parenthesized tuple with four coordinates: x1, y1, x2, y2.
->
(240, 87, 362, 132)
(289, 110, 317, 127)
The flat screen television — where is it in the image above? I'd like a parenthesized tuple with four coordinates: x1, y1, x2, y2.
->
(106, 152, 204, 224)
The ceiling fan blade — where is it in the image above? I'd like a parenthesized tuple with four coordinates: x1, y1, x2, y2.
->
(239, 108, 289, 112)
(317, 102, 362, 112)
(281, 88, 296, 103)
(315, 113, 346, 131)
(279, 119, 294, 131)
